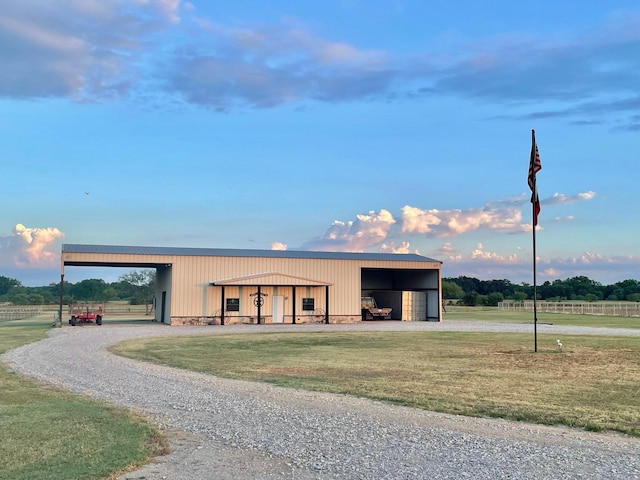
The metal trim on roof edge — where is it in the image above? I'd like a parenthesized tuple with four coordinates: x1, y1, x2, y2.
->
(62, 243, 441, 263)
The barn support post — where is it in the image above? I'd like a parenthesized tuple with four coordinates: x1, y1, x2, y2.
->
(220, 286, 225, 326)
(292, 287, 297, 324)
(58, 273, 64, 326)
(257, 286, 262, 324)
(325, 285, 329, 324)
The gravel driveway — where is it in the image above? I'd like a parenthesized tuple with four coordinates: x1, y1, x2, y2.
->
(3, 321, 640, 479)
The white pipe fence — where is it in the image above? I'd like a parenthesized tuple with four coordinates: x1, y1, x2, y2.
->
(499, 301, 640, 317)
(0, 307, 42, 321)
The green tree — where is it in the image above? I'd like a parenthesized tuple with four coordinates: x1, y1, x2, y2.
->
(8, 292, 29, 305)
(118, 270, 156, 314)
(462, 291, 479, 306)
(27, 286, 56, 304)
(442, 281, 464, 299)
(485, 292, 504, 306)
(27, 293, 45, 305)
(512, 291, 527, 301)
(71, 279, 108, 301)
(539, 279, 569, 300)
(99, 287, 118, 302)
(0, 275, 21, 296)
(481, 279, 515, 297)
(612, 279, 640, 300)
(452, 276, 481, 295)
(564, 276, 603, 300)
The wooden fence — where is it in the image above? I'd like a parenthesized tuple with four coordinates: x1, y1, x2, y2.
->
(0, 303, 151, 322)
(498, 301, 640, 317)
(0, 307, 43, 321)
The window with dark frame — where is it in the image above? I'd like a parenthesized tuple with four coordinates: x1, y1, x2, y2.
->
(302, 298, 315, 311)
(226, 298, 240, 312)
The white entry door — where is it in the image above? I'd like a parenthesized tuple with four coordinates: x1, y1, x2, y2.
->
(272, 295, 285, 323)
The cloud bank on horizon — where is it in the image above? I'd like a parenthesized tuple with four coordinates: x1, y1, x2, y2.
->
(0, 224, 63, 269)
(4, 187, 630, 286)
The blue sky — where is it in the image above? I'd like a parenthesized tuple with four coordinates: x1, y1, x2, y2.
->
(1, 0, 639, 287)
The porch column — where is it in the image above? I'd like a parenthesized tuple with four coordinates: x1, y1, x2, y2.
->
(292, 286, 297, 324)
(220, 286, 225, 326)
(325, 285, 329, 324)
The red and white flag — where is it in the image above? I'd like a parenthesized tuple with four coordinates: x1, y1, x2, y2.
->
(528, 130, 542, 225)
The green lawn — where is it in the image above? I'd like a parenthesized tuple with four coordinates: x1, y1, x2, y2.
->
(0, 316, 167, 480)
(111, 330, 640, 437)
(444, 305, 640, 328)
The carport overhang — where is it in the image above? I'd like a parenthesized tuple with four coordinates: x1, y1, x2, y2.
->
(63, 260, 171, 269)
(59, 252, 173, 324)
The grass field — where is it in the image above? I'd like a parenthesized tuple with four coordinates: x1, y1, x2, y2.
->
(112, 330, 640, 437)
(444, 305, 640, 328)
(0, 314, 167, 480)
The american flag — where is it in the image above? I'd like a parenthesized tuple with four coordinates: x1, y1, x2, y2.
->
(528, 130, 542, 225)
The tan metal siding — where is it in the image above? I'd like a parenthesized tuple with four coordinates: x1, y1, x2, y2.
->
(62, 251, 175, 265)
(167, 256, 345, 317)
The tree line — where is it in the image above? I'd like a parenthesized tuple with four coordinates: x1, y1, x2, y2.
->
(0, 271, 155, 307)
(443, 276, 640, 306)
(2, 272, 639, 308)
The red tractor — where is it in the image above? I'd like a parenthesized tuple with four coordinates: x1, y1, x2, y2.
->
(69, 303, 105, 326)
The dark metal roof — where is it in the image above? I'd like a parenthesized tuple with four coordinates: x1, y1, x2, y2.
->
(62, 244, 440, 263)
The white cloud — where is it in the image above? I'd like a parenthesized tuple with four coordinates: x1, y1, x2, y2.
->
(401, 204, 526, 237)
(301, 209, 395, 252)
(270, 241, 288, 251)
(400, 206, 442, 235)
(436, 242, 456, 256)
(165, 19, 395, 110)
(553, 215, 575, 223)
(295, 190, 592, 256)
(470, 243, 518, 262)
(144, 0, 183, 24)
(286, 192, 631, 283)
(0, 224, 64, 268)
(577, 252, 610, 264)
(435, 11, 640, 126)
(1, 2, 638, 126)
(379, 241, 411, 254)
(441, 243, 529, 281)
(168, 8, 640, 121)
(0, 0, 188, 99)
(544, 191, 596, 205)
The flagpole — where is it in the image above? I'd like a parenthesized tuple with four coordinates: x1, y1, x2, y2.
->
(529, 129, 539, 353)
(532, 188, 538, 353)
